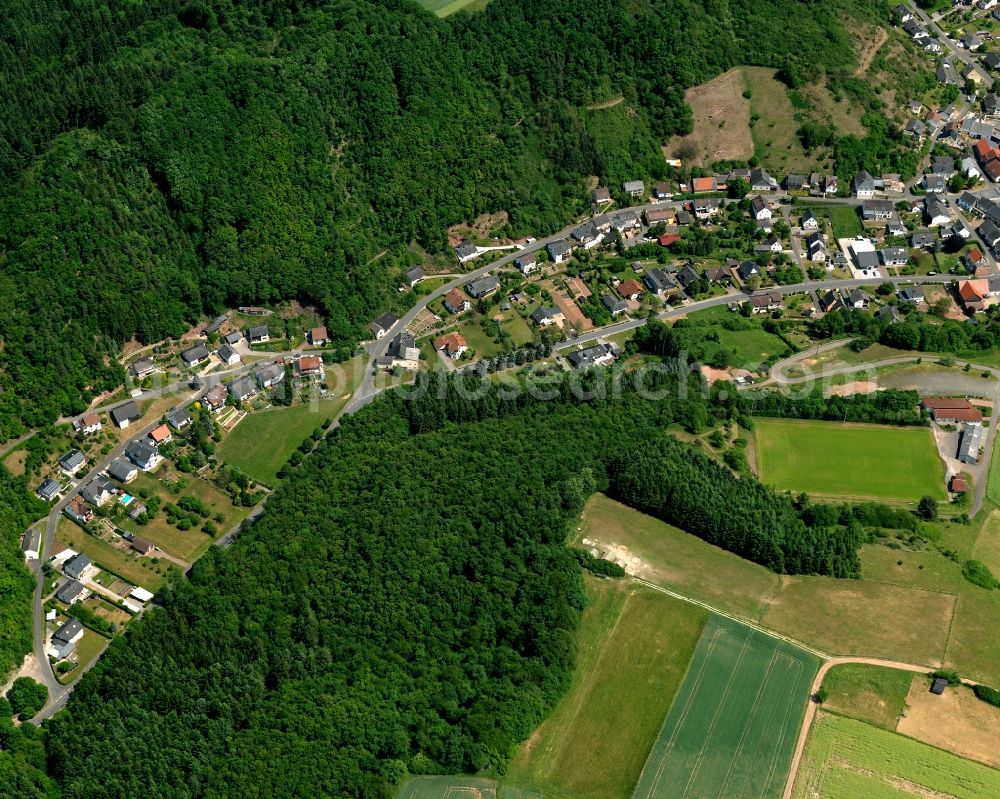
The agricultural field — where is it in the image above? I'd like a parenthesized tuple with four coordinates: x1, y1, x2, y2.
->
(752, 418, 946, 502)
(792, 713, 1000, 799)
(820, 664, 912, 730)
(506, 579, 706, 799)
(897, 681, 1000, 769)
(579, 495, 958, 669)
(631, 615, 818, 799)
(216, 396, 346, 485)
(397, 776, 501, 799)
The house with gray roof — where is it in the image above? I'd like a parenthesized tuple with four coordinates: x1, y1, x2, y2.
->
(228, 376, 257, 402)
(63, 553, 93, 580)
(128, 358, 156, 379)
(369, 312, 398, 339)
(254, 363, 285, 389)
(547, 240, 574, 264)
(217, 343, 240, 366)
(21, 529, 40, 560)
(54, 618, 84, 648)
(203, 315, 227, 335)
(110, 400, 141, 429)
(246, 325, 270, 343)
(181, 343, 210, 367)
(36, 478, 60, 502)
(622, 180, 645, 197)
(108, 458, 138, 484)
(466, 276, 500, 298)
(567, 343, 617, 369)
(168, 407, 192, 430)
(601, 295, 627, 316)
(81, 475, 116, 507)
(125, 439, 160, 472)
(455, 240, 479, 263)
(880, 247, 909, 266)
(56, 579, 87, 605)
(59, 449, 85, 475)
(644, 268, 678, 297)
(530, 306, 563, 327)
(404, 267, 425, 286)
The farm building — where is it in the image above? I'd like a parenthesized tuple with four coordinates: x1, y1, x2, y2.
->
(922, 397, 983, 424)
(958, 423, 985, 464)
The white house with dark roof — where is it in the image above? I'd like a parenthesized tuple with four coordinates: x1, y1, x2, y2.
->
(546, 240, 573, 264)
(110, 401, 141, 429)
(59, 449, 85, 476)
(246, 325, 270, 344)
(181, 343, 210, 367)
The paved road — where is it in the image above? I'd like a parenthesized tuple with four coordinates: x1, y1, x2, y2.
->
(910, 2, 994, 87)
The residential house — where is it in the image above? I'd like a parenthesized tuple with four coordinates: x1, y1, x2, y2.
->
(911, 231, 938, 249)
(738, 260, 760, 282)
(81, 475, 115, 507)
(108, 458, 138, 484)
(819, 290, 842, 313)
(56, 579, 87, 606)
(644, 207, 674, 226)
(444, 288, 471, 314)
(749, 168, 777, 191)
(880, 247, 909, 266)
(923, 173, 947, 193)
(852, 169, 878, 198)
(434, 332, 469, 359)
(877, 305, 902, 323)
(74, 413, 102, 434)
(567, 343, 617, 369)
(979, 218, 1000, 253)
(962, 33, 983, 50)
(644, 268, 678, 298)
(148, 424, 172, 445)
(602, 295, 628, 316)
(925, 196, 953, 227)
(64, 495, 92, 524)
(467, 276, 500, 298)
(689, 176, 717, 193)
(749, 195, 771, 221)
(217, 343, 240, 366)
(59, 449, 85, 476)
(384, 333, 421, 369)
(307, 326, 329, 346)
(886, 214, 906, 237)
(515, 252, 538, 274)
(254, 363, 285, 389)
(125, 439, 161, 472)
(704, 267, 730, 284)
(658, 233, 681, 247)
(128, 536, 154, 556)
(168, 407, 192, 431)
(959, 423, 986, 464)
(54, 619, 84, 648)
(110, 401, 141, 429)
(784, 174, 807, 191)
(692, 198, 721, 219)
(547, 240, 573, 264)
(404, 267, 425, 287)
(36, 478, 60, 502)
(297, 355, 323, 377)
(806, 232, 827, 262)
(127, 502, 148, 522)
(986, 52, 1000, 71)
(653, 181, 673, 200)
(592, 186, 611, 204)
(246, 325, 270, 344)
(20, 529, 40, 560)
(749, 291, 783, 314)
(898, 285, 926, 304)
(964, 248, 988, 273)
(801, 209, 819, 230)
(369, 312, 398, 340)
(823, 175, 839, 195)
(937, 60, 961, 87)
(847, 289, 868, 309)
(676, 264, 701, 288)
(962, 157, 983, 181)
(958, 192, 982, 214)
(203, 384, 228, 413)
(128, 358, 155, 379)
(224, 330, 244, 346)
(959, 278, 991, 312)
(618, 279, 644, 301)
(64, 553, 93, 580)
(455, 241, 479, 263)
(908, 99, 923, 114)
(904, 119, 926, 139)
(944, 221, 970, 241)
(861, 199, 894, 220)
(181, 343, 210, 367)
(529, 306, 564, 327)
(755, 233, 782, 253)
(893, 4, 912, 22)
(228, 376, 257, 402)
(623, 180, 645, 197)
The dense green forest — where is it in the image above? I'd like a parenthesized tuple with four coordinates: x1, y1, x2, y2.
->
(0, 0, 885, 439)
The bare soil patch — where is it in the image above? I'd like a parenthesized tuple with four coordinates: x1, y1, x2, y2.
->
(828, 380, 880, 396)
(665, 68, 753, 166)
(897, 681, 1000, 769)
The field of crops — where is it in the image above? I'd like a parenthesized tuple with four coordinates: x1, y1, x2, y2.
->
(754, 418, 946, 502)
(631, 615, 818, 799)
(792, 714, 1000, 799)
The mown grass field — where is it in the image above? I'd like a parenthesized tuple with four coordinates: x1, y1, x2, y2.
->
(820, 664, 912, 730)
(506, 579, 706, 799)
(631, 615, 818, 799)
(415, 0, 491, 17)
(753, 418, 946, 502)
(742, 67, 814, 175)
(216, 397, 345, 485)
(792, 714, 1000, 799)
(579, 495, 956, 669)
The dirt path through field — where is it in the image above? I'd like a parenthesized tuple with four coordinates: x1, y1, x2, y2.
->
(855, 27, 888, 76)
(586, 96, 624, 110)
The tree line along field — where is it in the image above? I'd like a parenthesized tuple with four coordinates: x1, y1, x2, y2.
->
(631, 615, 818, 799)
(576, 494, 1000, 684)
(752, 418, 946, 502)
(792, 714, 1000, 799)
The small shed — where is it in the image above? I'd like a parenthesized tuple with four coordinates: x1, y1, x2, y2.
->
(930, 677, 948, 695)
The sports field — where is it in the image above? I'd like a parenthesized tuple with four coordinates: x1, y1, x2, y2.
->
(507, 579, 706, 799)
(631, 615, 818, 799)
(792, 713, 1000, 799)
(753, 418, 946, 501)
